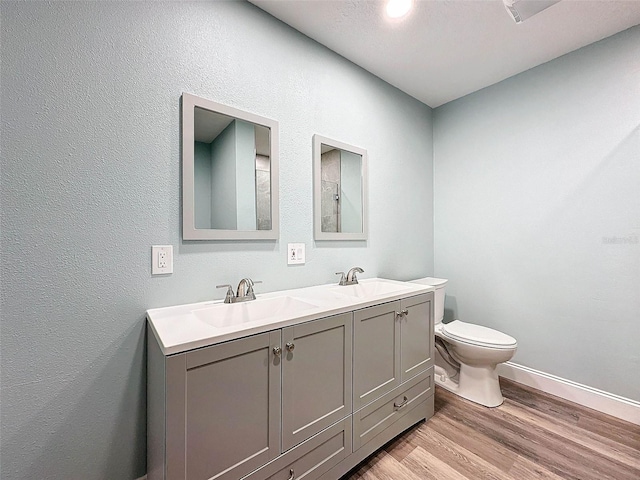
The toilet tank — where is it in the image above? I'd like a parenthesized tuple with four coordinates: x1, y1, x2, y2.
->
(411, 277, 448, 324)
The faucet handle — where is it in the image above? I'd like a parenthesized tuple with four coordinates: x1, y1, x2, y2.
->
(216, 284, 234, 303)
(335, 272, 347, 286)
(246, 280, 262, 298)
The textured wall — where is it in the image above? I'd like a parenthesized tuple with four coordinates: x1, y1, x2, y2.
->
(434, 26, 640, 401)
(0, 2, 434, 479)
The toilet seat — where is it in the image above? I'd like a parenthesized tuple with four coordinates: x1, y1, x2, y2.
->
(441, 320, 517, 349)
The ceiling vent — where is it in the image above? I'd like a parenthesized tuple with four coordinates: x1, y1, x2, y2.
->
(503, 0, 561, 24)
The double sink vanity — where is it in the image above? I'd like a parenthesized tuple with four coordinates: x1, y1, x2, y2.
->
(147, 278, 436, 480)
(155, 93, 435, 479)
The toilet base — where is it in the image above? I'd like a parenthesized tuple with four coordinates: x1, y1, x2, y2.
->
(434, 363, 504, 408)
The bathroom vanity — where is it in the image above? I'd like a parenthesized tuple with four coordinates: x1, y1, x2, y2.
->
(147, 279, 435, 480)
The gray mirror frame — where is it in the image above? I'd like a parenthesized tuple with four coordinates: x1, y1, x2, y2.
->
(182, 93, 279, 240)
(313, 134, 368, 241)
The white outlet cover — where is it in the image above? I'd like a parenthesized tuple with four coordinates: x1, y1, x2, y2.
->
(287, 243, 305, 265)
(152, 245, 173, 275)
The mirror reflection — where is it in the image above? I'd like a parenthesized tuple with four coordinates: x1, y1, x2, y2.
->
(320, 145, 363, 233)
(313, 135, 368, 241)
(182, 93, 279, 240)
(193, 107, 271, 231)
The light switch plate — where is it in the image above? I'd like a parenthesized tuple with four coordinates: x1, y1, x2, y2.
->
(287, 243, 305, 265)
(152, 245, 173, 275)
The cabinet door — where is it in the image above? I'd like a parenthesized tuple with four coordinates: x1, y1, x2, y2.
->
(353, 301, 401, 410)
(182, 331, 281, 480)
(400, 293, 433, 383)
(281, 313, 352, 451)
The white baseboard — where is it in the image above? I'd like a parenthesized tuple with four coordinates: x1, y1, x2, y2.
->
(498, 362, 640, 426)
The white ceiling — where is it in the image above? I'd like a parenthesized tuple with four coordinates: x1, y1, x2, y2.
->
(194, 107, 271, 155)
(250, 0, 640, 107)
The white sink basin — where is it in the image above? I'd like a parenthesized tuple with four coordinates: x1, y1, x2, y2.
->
(330, 280, 408, 299)
(193, 296, 318, 328)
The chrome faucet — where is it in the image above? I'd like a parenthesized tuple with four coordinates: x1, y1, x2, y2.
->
(216, 278, 262, 303)
(336, 267, 364, 286)
(236, 278, 260, 301)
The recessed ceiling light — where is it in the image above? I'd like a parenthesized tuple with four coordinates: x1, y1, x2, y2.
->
(386, 0, 413, 19)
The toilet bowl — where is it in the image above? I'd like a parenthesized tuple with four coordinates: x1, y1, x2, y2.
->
(412, 277, 517, 407)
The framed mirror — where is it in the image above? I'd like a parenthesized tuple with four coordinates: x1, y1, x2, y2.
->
(182, 93, 279, 240)
(313, 134, 368, 241)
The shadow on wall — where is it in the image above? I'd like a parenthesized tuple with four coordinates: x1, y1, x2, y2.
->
(443, 295, 457, 323)
(3, 321, 147, 479)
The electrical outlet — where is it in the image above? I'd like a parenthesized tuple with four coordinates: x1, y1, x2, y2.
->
(152, 245, 173, 275)
(287, 243, 305, 265)
(158, 251, 167, 268)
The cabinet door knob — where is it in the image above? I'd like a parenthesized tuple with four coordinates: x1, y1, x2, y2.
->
(285, 342, 295, 352)
(401, 308, 409, 316)
(288, 469, 295, 480)
(273, 346, 282, 357)
(394, 396, 409, 409)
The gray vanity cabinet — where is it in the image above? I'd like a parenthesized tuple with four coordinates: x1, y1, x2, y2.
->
(181, 331, 281, 480)
(281, 313, 352, 451)
(148, 290, 434, 480)
(147, 330, 281, 480)
(353, 293, 432, 410)
(148, 313, 352, 480)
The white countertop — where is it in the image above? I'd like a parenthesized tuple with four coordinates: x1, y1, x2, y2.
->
(147, 278, 434, 355)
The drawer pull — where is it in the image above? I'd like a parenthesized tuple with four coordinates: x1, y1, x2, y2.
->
(288, 468, 295, 480)
(394, 396, 409, 409)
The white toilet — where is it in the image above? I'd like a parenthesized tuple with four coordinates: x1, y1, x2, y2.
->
(412, 277, 517, 407)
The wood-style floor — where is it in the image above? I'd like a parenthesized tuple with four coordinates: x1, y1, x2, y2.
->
(344, 379, 640, 480)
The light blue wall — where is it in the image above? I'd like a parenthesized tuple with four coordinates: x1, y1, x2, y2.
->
(434, 26, 640, 401)
(340, 150, 363, 233)
(0, 2, 434, 479)
(235, 119, 258, 230)
(210, 120, 239, 229)
(194, 141, 213, 229)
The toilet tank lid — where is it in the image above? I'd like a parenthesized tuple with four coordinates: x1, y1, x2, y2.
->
(411, 277, 448, 287)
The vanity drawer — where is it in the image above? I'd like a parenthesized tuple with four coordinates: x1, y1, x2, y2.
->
(242, 418, 352, 480)
(353, 368, 432, 451)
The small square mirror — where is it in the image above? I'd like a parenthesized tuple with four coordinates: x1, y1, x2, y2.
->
(182, 93, 279, 240)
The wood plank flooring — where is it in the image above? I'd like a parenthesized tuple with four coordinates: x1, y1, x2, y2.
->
(343, 379, 640, 480)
